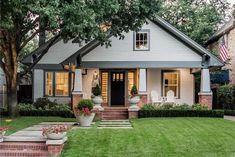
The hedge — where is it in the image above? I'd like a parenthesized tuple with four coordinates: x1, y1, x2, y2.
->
(224, 110, 235, 116)
(217, 85, 235, 110)
(139, 110, 224, 118)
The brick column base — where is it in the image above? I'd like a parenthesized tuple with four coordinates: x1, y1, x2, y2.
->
(48, 144, 64, 156)
(198, 92, 213, 109)
(128, 110, 139, 119)
(72, 92, 83, 108)
(138, 94, 148, 108)
(93, 109, 102, 121)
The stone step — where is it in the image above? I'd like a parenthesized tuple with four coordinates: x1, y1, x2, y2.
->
(0, 150, 49, 157)
(98, 126, 132, 129)
(4, 136, 47, 142)
(98, 125, 132, 127)
(99, 122, 131, 125)
(101, 120, 129, 122)
(0, 142, 47, 150)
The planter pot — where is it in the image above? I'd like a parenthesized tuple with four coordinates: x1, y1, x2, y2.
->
(45, 132, 66, 140)
(0, 131, 6, 142)
(92, 96, 104, 111)
(76, 113, 95, 127)
(129, 96, 140, 109)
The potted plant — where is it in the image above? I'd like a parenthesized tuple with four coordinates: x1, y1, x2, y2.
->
(0, 127, 8, 142)
(74, 99, 95, 127)
(129, 85, 140, 109)
(42, 125, 69, 140)
(92, 85, 103, 110)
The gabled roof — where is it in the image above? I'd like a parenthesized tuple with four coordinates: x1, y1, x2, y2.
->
(22, 16, 224, 67)
(205, 17, 234, 45)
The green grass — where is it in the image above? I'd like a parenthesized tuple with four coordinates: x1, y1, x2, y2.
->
(61, 118, 235, 157)
(0, 116, 75, 135)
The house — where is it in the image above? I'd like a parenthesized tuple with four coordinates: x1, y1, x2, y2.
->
(22, 17, 223, 111)
(206, 16, 235, 85)
(0, 67, 6, 108)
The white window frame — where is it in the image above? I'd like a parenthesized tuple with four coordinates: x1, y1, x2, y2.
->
(134, 29, 150, 51)
(162, 71, 180, 98)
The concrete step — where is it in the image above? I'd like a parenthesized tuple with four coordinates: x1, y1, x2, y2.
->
(0, 150, 49, 157)
(98, 120, 132, 128)
(4, 136, 47, 142)
(0, 142, 47, 150)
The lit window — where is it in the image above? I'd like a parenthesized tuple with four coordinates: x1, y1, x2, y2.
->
(134, 31, 149, 50)
(128, 72, 135, 95)
(163, 71, 180, 98)
(101, 72, 108, 103)
(55, 72, 69, 96)
(45, 72, 53, 96)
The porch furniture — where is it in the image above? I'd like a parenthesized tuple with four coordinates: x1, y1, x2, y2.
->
(165, 90, 175, 103)
(150, 90, 162, 105)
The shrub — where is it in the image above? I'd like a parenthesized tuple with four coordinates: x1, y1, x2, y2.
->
(224, 110, 235, 116)
(76, 99, 93, 111)
(173, 103, 191, 110)
(139, 110, 224, 118)
(192, 103, 208, 110)
(92, 85, 101, 96)
(130, 85, 138, 96)
(217, 84, 235, 110)
(141, 104, 156, 110)
(18, 103, 36, 111)
(159, 103, 175, 110)
(33, 97, 56, 109)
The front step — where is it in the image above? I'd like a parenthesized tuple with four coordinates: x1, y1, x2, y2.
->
(102, 107, 128, 120)
(0, 142, 49, 157)
(98, 120, 132, 129)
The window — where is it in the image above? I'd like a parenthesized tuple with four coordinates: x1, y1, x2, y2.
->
(55, 72, 69, 96)
(134, 30, 150, 50)
(45, 71, 70, 97)
(162, 71, 180, 98)
(45, 72, 53, 96)
(101, 72, 108, 103)
(128, 72, 135, 95)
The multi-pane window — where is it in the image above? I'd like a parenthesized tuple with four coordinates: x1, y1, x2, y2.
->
(128, 72, 135, 95)
(55, 72, 69, 96)
(45, 72, 53, 96)
(101, 72, 108, 103)
(163, 71, 180, 98)
(45, 71, 70, 97)
(134, 31, 149, 50)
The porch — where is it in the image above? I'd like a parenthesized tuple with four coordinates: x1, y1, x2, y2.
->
(71, 67, 212, 109)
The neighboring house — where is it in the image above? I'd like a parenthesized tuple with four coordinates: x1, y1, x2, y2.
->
(22, 17, 223, 109)
(206, 17, 235, 85)
(0, 67, 6, 108)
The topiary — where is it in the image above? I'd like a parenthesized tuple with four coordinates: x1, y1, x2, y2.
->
(130, 85, 138, 97)
(92, 84, 101, 96)
(33, 97, 55, 109)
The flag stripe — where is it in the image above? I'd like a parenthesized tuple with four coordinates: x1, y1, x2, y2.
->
(219, 37, 228, 62)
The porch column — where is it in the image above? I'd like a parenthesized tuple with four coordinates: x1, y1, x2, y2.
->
(139, 68, 147, 94)
(198, 68, 213, 109)
(72, 69, 83, 107)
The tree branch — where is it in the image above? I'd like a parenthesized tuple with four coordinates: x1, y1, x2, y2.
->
(18, 29, 40, 52)
(0, 57, 6, 73)
(21, 17, 40, 37)
(19, 34, 60, 77)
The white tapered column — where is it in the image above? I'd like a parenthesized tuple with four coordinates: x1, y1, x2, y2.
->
(73, 69, 82, 93)
(139, 68, 147, 93)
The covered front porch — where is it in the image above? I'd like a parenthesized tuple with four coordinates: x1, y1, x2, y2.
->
(71, 67, 212, 109)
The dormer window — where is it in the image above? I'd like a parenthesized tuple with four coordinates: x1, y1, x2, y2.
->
(134, 30, 150, 51)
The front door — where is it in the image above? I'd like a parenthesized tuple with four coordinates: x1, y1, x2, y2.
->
(111, 72, 125, 105)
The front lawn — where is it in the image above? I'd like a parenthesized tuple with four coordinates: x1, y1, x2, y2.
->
(62, 118, 235, 157)
(0, 116, 75, 135)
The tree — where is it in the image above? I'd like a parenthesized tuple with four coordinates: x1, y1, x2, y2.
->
(0, 0, 160, 117)
(159, 0, 229, 45)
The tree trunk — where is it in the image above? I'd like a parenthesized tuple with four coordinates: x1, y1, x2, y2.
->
(7, 86, 18, 117)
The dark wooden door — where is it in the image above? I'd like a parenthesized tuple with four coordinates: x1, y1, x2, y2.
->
(111, 72, 125, 105)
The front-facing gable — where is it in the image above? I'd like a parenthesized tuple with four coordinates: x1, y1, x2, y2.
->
(22, 17, 223, 69)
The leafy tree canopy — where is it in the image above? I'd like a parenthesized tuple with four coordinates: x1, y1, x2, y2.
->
(159, 0, 229, 45)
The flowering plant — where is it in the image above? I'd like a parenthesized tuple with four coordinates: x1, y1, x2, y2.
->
(0, 127, 8, 133)
(74, 99, 94, 116)
(42, 125, 69, 136)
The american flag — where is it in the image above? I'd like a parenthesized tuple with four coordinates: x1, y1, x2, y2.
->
(219, 36, 228, 62)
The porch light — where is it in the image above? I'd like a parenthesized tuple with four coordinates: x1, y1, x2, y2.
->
(63, 63, 76, 72)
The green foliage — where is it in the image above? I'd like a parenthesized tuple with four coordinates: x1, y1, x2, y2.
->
(76, 99, 93, 111)
(141, 104, 156, 110)
(92, 85, 101, 96)
(192, 103, 208, 110)
(130, 85, 138, 96)
(217, 85, 235, 110)
(139, 110, 224, 118)
(33, 97, 56, 109)
(159, 103, 175, 110)
(17, 102, 74, 118)
(224, 110, 235, 116)
(159, 0, 229, 45)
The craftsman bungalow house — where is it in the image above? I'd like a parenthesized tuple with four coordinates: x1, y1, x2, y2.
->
(22, 17, 223, 110)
